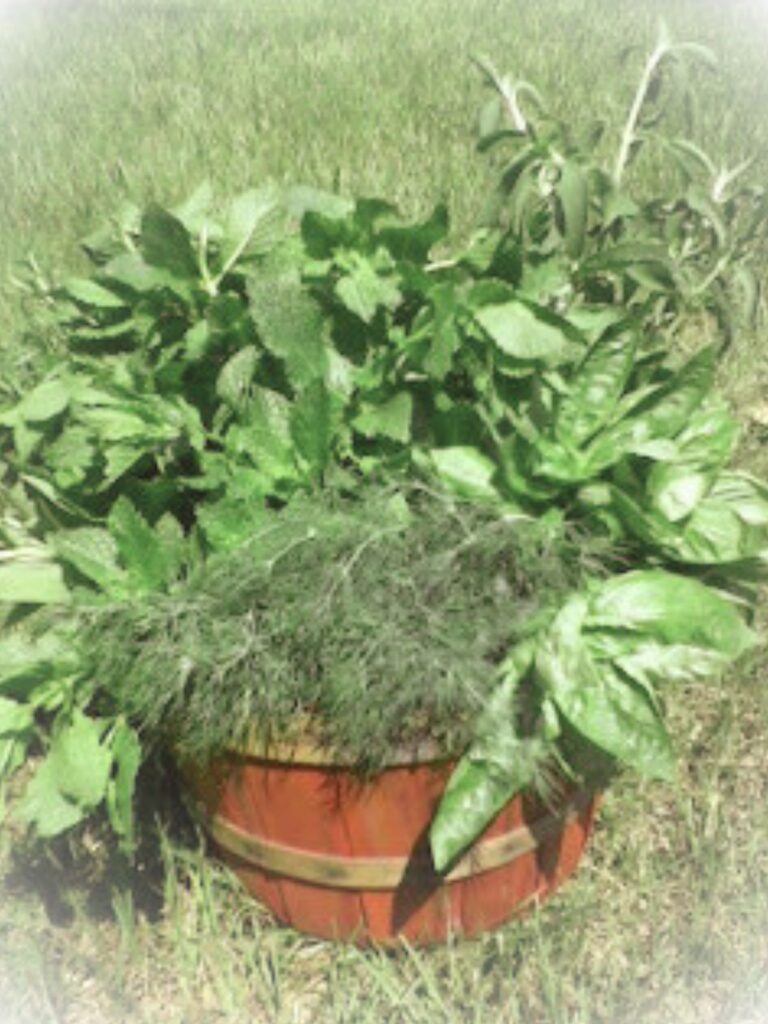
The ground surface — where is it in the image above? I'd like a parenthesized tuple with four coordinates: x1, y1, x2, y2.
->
(1, 1, 768, 1021)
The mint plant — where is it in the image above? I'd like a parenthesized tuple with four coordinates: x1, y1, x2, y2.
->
(0, 29, 765, 874)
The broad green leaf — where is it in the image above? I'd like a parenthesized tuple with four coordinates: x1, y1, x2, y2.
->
(139, 204, 198, 281)
(52, 528, 126, 594)
(108, 497, 173, 592)
(430, 742, 541, 873)
(335, 255, 401, 323)
(0, 631, 70, 688)
(647, 464, 710, 522)
(430, 447, 499, 501)
(63, 278, 126, 309)
(290, 380, 340, 479)
(557, 161, 588, 259)
(636, 346, 717, 440)
(221, 187, 281, 267)
(611, 643, 730, 690)
(588, 570, 754, 658)
(49, 710, 112, 808)
(248, 273, 327, 388)
(0, 696, 33, 735)
(18, 379, 70, 423)
(537, 596, 675, 780)
(0, 560, 70, 605)
(171, 181, 214, 234)
(216, 346, 259, 411)
(16, 757, 84, 837)
(474, 300, 574, 363)
(353, 392, 412, 444)
(555, 329, 636, 445)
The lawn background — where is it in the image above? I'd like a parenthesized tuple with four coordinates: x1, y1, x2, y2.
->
(1, 1, 768, 1021)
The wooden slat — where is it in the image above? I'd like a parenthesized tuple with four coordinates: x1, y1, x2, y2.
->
(191, 791, 592, 890)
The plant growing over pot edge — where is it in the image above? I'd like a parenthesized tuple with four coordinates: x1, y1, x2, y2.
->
(0, 25, 765, 879)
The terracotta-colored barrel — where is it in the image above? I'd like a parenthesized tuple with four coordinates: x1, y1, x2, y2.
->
(181, 731, 597, 946)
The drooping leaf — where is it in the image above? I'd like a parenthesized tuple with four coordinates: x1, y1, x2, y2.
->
(63, 278, 126, 310)
(105, 720, 141, 850)
(51, 528, 127, 594)
(587, 570, 755, 657)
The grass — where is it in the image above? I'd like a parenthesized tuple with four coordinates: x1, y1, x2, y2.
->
(1, 0, 768, 1021)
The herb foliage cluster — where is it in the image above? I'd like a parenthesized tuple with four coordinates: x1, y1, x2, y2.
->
(0, 28, 766, 871)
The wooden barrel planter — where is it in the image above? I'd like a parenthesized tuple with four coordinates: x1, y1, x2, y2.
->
(180, 730, 598, 946)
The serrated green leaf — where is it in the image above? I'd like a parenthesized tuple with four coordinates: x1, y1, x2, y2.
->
(353, 392, 412, 444)
(16, 757, 84, 837)
(221, 187, 281, 268)
(51, 528, 126, 594)
(49, 710, 112, 808)
(108, 497, 172, 592)
(335, 254, 401, 323)
(248, 273, 327, 388)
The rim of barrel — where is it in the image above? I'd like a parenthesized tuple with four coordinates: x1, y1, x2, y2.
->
(223, 715, 451, 767)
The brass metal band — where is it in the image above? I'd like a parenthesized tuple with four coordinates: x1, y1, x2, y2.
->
(190, 791, 591, 890)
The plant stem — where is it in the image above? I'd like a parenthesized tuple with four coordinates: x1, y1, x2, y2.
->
(613, 42, 668, 187)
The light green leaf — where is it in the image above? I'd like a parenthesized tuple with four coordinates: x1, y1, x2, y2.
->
(430, 447, 499, 501)
(51, 528, 127, 594)
(588, 570, 754, 658)
(63, 278, 126, 309)
(18, 379, 70, 423)
(353, 392, 412, 444)
(555, 329, 636, 446)
(49, 710, 112, 808)
(0, 697, 33, 736)
(221, 187, 281, 267)
(474, 300, 574, 362)
(16, 757, 84, 837)
(335, 255, 401, 323)
(248, 273, 328, 388)
(0, 560, 70, 605)
(647, 464, 710, 522)
(105, 721, 141, 850)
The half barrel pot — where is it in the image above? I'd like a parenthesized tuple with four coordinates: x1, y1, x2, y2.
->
(180, 730, 598, 946)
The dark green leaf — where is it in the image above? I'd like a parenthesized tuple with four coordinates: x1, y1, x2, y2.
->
(108, 497, 174, 592)
(335, 255, 401, 323)
(555, 329, 636, 445)
(105, 721, 141, 850)
(248, 273, 328, 389)
(557, 161, 588, 259)
(139, 204, 198, 281)
(290, 380, 341, 479)
(216, 346, 259, 411)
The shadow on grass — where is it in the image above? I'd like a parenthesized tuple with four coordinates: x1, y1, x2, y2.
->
(3, 755, 200, 929)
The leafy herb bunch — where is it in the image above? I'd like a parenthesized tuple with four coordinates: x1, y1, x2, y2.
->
(0, 27, 765, 870)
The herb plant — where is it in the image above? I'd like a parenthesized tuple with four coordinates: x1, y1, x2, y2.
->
(0, 27, 765, 875)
